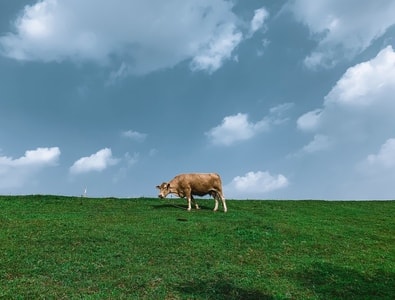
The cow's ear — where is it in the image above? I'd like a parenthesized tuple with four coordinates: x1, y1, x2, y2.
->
(166, 183, 170, 189)
(155, 185, 160, 189)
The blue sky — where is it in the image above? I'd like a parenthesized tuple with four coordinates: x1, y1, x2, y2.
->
(1, 0, 395, 199)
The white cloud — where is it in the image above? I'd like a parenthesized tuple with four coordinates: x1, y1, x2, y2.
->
(288, 0, 395, 68)
(0, 0, 266, 75)
(121, 130, 147, 142)
(297, 109, 322, 131)
(357, 138, 395, 190)
(324, 46, 395, 108)
(226, 171, 289, 198)
(269, 102, 294, 121)
(297, 46, 395, 151)
(250, 7, 269, 35)
(206, 113, 268, 146)
(190, 23, 242, 73)
(302, 134, 331, 154)
(206, 103, 293, 146)
(352, 137, 395, 198)
(365, 138, 395, 169)
(291, 46, 395, 198)
(70, 148, 119, 174)
(0, 147, 60, 189)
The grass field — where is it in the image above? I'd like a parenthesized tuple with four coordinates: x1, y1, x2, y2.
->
(0, 195, 394, 299)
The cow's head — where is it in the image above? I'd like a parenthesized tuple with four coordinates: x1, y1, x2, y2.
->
(156, 182, 170, 198)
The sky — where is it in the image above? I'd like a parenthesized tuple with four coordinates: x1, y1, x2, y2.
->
(0, 0, 395, 199)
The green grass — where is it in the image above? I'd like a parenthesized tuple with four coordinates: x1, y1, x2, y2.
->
(0, 195, 394, 299)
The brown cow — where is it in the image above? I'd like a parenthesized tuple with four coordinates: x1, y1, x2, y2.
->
(156, 173, 227, 212)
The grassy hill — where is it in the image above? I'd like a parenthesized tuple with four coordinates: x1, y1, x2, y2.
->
(0, 195, 394, 299)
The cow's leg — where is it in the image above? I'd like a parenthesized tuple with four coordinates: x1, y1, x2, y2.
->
(191, 195, 200, 209)
(213, 192, 219, 212)
(220, 194, 227, 213)
(186, 197, 192, 211)
(185, 190, 192, 211)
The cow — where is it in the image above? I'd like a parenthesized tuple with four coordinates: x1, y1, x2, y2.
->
(156, 173, 227, 212)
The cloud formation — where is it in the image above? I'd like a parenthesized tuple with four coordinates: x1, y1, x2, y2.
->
(121, 130, 147, 142)
(324, 46, 395, 109)
(206, 113, 268, 146)
(302, 134, 331, 154)
(298, 46, 395, 151)
(250, 7, 269, 35)
(0, 147, 60, 189)
(226, 171, 289, 198)
(288, 0, 395, 68)
(70, 148, 118, 174)
(365, 138, 395, 169)
(206, 103, 292, 146)
(297, 109, 322, 131)
(190, 23, 242, 73)
(0, 0, 268, 75)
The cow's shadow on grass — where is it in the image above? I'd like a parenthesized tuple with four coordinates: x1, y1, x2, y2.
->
(292, 262, 395, 299)
(175, 277, 273, 300)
